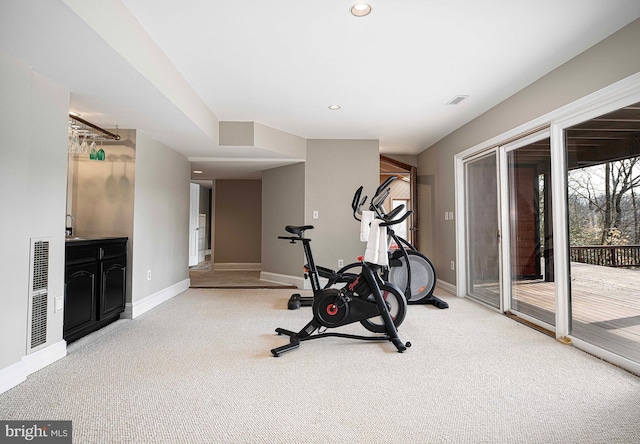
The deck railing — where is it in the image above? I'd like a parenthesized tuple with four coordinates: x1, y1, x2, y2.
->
(570, 245, 640, 267)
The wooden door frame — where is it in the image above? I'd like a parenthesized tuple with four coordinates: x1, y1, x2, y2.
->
(380, 155, 418, 247)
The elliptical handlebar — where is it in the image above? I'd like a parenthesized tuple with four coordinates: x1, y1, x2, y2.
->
(385, 204, 404, 221)
(351, 186, 368, 222)
(370, 188, 390, 212)
(380, 208, 412, 227)
(351, 175, 411, 225)
(374, 175, 397, 198)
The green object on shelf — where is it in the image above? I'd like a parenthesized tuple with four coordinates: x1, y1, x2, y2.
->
(97, 148, 105, 161)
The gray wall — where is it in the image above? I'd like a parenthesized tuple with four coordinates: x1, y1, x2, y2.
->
(305, 140, 379, 269)
(131, 131, 190, 303)
(262, 162, 306, 276)
(214, 180, 262, 264)
(261, 141, 379, 281)
(0, 49, 68, 368)
(418, 18, 640, 286)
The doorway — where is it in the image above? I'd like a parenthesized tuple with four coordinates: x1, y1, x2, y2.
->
(380, 156, 417, 246)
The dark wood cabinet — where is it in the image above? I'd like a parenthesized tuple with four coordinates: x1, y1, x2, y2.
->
(64, 238, 127, 342)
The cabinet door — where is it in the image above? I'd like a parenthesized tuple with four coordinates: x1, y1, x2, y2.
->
(64, 262, 97, 340)
(100, 258, 126, 320)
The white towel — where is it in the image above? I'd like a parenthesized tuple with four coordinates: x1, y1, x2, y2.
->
(360, 210, 374, 242)
(364, 219, 389, 266)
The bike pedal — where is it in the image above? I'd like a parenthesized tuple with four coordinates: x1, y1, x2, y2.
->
(288, 298, 301, 310)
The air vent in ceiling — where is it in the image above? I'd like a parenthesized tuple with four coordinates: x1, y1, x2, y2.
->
(447, 95, 469, 105)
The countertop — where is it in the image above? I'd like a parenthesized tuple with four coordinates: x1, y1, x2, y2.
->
(65, 236, 128, 245)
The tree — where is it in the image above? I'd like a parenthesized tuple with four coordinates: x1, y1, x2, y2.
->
(567, 158, 640, 246)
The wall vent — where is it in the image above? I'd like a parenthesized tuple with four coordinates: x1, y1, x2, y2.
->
(28, 238, 50, 350)
(32, 240, 49, 292)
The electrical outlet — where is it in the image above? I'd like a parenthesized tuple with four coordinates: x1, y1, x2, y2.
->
(313, 210, 319, 219)
(444, 211, 449, 221)
(448, 211, 454, 220)
(147, 270, 152, 280)
(338, 259, 344, 268)
(450, 261, 455, 270)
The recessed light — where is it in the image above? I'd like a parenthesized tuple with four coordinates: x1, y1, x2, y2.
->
(328, 105, 341, 110)
(350, 3, 372, 17)
(193, 170, 203, 174)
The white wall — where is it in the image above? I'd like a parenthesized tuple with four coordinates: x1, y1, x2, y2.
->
(131, 131, 190, 311)
(0, 49, 69, 387)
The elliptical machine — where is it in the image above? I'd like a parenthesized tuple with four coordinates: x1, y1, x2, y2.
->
(271, 213, 412, 356)
(359, 177, 449, 309)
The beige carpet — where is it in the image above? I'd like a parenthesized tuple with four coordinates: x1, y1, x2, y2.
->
(1, 288, 639, 443)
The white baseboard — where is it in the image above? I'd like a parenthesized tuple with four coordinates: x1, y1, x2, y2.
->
(0, 361, 26, 395)
(23, 340, 67, 375)
(123, 278, 190, 319)
(213, 262, 261, 271)
(436, 279, 457, 296)
(1, 340, 67, 395)
(259, 271, 305, 289)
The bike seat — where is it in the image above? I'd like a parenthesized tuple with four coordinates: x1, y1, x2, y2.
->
(285, 225, 314, 236)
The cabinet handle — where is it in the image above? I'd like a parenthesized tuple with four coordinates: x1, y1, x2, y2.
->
(99, 248, 104, 259)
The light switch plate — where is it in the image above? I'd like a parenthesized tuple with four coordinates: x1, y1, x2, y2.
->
(55, 296, 63, 313)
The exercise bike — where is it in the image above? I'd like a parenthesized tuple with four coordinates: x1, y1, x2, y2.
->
(286, 177, 447, 309)
(283, 198, 406, 309)
(280, 226, 360, 310)
(271, 215, 412, 356)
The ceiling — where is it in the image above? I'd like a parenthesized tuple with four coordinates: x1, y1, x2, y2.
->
(2, 1, 640, 180)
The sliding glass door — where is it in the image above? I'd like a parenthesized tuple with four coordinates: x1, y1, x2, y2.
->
(463, 131, 554, 328)
(458, 90, 640, 373)
(564, 100, 640, 363)
(464, 150, 501, 309)
(505, 133, 555, 328)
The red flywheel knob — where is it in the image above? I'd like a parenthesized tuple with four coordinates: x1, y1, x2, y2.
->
(326, 304, 338, 316)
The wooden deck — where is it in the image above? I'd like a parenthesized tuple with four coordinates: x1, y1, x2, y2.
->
(470, 262, 640, 362)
